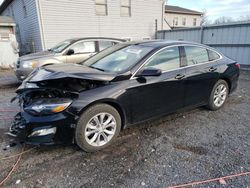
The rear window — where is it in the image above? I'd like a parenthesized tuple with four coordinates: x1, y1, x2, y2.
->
(208, 50, 220, 61)
(184, 46, 209, 66)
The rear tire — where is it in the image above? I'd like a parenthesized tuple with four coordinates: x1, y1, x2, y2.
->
(75, 104, 121, 152)
(207, 80, 229, 111)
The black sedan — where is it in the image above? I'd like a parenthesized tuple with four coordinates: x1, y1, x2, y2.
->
(9, 40, 240, 152)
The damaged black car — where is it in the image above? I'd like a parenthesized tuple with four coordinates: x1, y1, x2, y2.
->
(8, 40, 240, 152)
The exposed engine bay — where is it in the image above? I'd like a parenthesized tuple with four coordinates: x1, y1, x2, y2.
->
(8, 76, 109, 145)
(13, 78, 107, 109)
(7, 63, 117, 145)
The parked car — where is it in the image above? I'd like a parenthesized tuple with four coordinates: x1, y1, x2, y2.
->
(14, 37, 125, 80)
(9, 40, 240, 152)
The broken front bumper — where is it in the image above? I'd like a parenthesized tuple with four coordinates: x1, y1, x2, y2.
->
(8, 111, 76, 145)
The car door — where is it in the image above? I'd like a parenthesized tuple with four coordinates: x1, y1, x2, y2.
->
(66, 41, 97, 64)
(182, 45, 220, 107)
(127, 46, 186, 123)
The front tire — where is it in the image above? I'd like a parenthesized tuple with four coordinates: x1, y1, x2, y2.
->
(207, 80, 229, 111)
(75, 104, 121, 152)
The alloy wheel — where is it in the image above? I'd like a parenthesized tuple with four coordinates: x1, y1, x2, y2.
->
(213, 84, 227, 107)
(85, 113, 117, 147)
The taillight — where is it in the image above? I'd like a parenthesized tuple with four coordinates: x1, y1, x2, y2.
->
(235, 63, 240, 69)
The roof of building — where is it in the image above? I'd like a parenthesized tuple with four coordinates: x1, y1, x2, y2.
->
(165, 5, 203, 15)
(0, 16, 15, 26)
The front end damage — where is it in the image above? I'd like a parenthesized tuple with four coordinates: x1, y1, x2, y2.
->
(8, 65, 113, 145)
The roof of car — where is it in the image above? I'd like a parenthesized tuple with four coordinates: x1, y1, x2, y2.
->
(123, 40, 206, 48)
(69, 37, 126, 43)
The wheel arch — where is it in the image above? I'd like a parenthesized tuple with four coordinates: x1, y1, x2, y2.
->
(219, 77, 232, 93)
(78, 99, 127, 130)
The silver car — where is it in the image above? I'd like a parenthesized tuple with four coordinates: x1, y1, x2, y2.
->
(15, 37, 125, 80)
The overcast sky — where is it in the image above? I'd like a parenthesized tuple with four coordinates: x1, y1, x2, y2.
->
(168, 0, 250, 20)
(1, 0, 249, 21)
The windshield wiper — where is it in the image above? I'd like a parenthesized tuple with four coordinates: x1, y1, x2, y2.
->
(89, 66, 105, 72)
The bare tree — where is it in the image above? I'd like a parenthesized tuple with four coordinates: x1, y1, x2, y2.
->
(213, 16, 234, 24)
(200, 9, 207, 26)
(237, 15, 250, 22)
(200, 9, 213, 26)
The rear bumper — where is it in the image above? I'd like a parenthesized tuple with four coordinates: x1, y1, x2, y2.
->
(229, 70, 240, 94)
(8, 111, 76, 145)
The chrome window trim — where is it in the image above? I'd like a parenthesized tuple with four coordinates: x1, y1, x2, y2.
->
(130, 44, 223, 80)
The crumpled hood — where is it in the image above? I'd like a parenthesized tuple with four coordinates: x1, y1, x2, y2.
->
(19, 51, 56, 61)
(25, 63, 117, 83)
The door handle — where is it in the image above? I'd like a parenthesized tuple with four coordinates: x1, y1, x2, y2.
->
(209, 67, 217, 72)
(175, 74, 185, 80)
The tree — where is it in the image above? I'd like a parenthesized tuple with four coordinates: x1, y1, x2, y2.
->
(237, 15, 250, 22)
(213, 16, 234, 24)
(200, 9, 212, 26)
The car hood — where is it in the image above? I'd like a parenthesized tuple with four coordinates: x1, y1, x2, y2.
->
(19, 51, 56, 61)
(25, 63, 117, 83)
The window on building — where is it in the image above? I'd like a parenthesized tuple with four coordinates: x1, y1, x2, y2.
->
(95, 0, 108, 16)
(173, 17, 178, 26)
(182, 18, 186, 26)
(184, 46, 209, 66)
(193, 18, 197, 26)
(143, 47, 180, 71)
(121, 0, 131, 17)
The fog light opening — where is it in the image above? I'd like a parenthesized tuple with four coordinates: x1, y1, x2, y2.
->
(28, 127, 56, 137)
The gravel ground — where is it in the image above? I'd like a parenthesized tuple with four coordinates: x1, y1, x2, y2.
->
(0, 71, 249, 188)
(0, 70, 19, 89)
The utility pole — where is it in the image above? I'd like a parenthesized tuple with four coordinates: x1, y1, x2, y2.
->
(162, 0, 168, 30)
(155, 19, 158, 39)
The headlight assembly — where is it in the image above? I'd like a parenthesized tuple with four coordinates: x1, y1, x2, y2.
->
(24, 99, 72, 115)
(22, 61, 38, 69)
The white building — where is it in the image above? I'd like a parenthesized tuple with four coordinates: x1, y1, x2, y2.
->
(164, 5, 203, 30)
(0, 16, 19, 68)
(0, 0, 165, 54)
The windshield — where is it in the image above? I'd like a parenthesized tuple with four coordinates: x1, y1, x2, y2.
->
(83, 44, 153, 73)
(49, 40, 74, 53)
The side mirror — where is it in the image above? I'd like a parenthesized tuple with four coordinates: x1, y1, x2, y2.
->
(135, 67, 162, 77)
(67, 49, 75, 55)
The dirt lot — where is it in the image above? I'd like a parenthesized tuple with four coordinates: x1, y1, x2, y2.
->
(0, 71, 249, 188)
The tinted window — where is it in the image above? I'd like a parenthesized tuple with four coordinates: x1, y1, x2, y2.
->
(71, 41, 95, 54)
(99, 41, 115, 51)
(185, 46, 209, 65)
(208, 50, 220, 61)
(143, 47, 180, 71)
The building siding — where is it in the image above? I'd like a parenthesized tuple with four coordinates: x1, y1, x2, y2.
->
(39, 0, 164, 49)
(1, 0, 43, 54)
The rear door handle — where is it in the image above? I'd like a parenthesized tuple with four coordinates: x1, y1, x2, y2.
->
(209, 67, 217, 72)
(175, 74, 185, 80)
